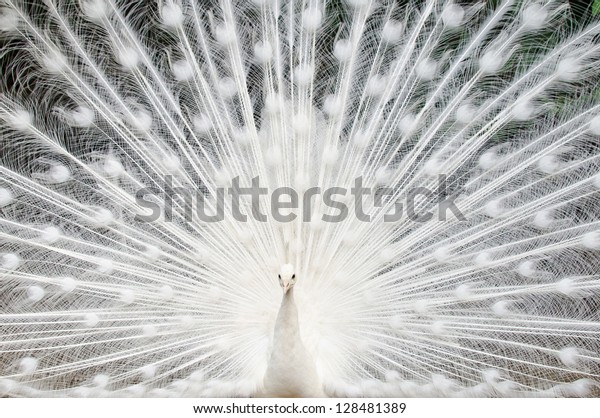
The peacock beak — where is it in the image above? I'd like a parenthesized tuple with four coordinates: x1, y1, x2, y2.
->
(282, 283, 291, 294)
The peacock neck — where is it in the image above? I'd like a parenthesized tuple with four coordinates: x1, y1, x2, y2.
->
(273, 288, 301, 347)
(261, 286, 325, 397)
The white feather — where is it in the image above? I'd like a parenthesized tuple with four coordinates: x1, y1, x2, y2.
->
(0, 0, 598, 398)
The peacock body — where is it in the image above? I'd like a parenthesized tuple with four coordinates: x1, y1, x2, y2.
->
(0, 0, 599, 397)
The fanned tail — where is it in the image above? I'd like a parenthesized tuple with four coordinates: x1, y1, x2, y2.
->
(0, 0, 599, 397)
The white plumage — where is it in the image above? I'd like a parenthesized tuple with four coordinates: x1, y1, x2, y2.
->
(260, 264, 324, 397)
(0, 0, 599, 398)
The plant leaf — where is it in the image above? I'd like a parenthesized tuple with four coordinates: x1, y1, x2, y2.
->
(594, 0, 600, 16)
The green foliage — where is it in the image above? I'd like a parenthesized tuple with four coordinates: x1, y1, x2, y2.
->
(594, 0, 600, 16)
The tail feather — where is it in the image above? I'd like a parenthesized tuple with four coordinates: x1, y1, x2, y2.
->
(0, 0, 599, 397)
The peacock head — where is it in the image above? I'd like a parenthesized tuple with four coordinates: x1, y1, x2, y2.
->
(278, 264, 296, 294)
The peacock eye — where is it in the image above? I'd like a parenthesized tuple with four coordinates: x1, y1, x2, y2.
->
(292, 274, 295, 279)
(278, 274, 281, 280)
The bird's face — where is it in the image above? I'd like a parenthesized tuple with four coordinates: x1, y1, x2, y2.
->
(278, 264, 296, 294)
